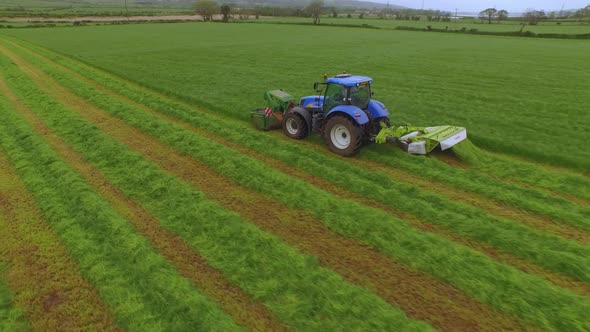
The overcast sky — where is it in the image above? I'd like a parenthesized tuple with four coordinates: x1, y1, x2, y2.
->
(377, 0, 588, 12)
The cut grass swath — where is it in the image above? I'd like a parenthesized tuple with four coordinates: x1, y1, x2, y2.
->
(0, 142, 117, 331)
(0, 50, 432, 332)
(4, 40, 590, 332)
(0, 85, 241, 332)
(361, 145, 590, 229)
(452, 140, 590, 201)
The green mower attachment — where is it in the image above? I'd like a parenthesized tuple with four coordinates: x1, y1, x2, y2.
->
(376, 124, 467, 154)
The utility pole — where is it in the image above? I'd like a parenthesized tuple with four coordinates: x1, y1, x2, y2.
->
(559, 2, 565, 18)
(124, 0, 129, 21)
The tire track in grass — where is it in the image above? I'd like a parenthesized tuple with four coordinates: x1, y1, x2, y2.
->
(0, 132, 117, 332)
(14, 39, 589, 247)
(0, 78, 287, 332)
(1, 39, 535, 332)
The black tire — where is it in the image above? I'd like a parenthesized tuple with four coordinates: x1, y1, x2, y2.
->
(323, 115, 363, 157)
(282, 111, 309, 139)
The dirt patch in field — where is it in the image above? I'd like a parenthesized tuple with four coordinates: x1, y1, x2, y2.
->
(0, 133, 117, 331)
(15, 40, 590, 299)
(1, 44, 543, 332)
(0, 74, 286, 332)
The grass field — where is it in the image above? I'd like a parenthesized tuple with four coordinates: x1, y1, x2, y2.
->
(252, 16, 590, 34)
(0, 22, 589, 331)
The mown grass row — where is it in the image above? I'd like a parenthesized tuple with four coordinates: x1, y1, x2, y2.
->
(7, 39, 590, 331)
(363, 145, 590, 227)
(0, 50, 430, 332)
(0, 264, 28, 332)
(0, 145, 118, 331)
(453, 140, 590, 201)
(15, 37, 589, 227)
(15, 39, 590, 283)
(0, 82, 241, 332)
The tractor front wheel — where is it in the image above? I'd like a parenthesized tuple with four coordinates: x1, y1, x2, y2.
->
(282, 112, 309, 139)
(323, 115, 363, 157)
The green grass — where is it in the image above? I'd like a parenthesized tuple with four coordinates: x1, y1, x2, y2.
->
(0, 48, 430, 332)
(0, 265, 28, 332)
(7, 37, 590, 332)
(3, 23, 589, 171)
(15, 37, 590, 283)
(0, 75, 240, 332)
(364, 145, 590, 224)
(452, 140, 590, 200)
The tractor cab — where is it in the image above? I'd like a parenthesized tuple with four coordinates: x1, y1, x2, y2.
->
(284, 74, 391, 156)
(322, 74, 372, 112)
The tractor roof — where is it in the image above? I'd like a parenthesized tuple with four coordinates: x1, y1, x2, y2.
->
(326, 74, 373, 87)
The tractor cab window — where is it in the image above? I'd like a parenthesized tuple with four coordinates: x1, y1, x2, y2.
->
(323, 83, 347, 111)
(349, 84, 371, 110)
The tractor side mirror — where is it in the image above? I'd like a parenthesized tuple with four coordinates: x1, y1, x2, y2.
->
(313, 82, 319, 91)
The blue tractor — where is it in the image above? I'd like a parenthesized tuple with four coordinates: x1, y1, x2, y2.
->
(284, 73, 389, 156)
(251, 73, 467, 157)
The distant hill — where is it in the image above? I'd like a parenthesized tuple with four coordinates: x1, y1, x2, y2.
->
(0, 0, 404, 17)
(139, 0, 402, 9)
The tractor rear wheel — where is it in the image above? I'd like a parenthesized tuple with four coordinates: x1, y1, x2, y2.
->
(282, 112, 309, 139)
(323, 115, 363, 157)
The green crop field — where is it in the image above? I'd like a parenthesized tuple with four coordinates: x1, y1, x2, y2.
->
(0, 22, 589, 331)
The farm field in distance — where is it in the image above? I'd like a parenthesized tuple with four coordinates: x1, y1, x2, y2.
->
(1, 21, 590, 331)
(251, 16, 590, 34)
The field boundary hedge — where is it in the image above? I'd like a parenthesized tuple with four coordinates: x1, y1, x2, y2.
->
(396, 25, 590, 39)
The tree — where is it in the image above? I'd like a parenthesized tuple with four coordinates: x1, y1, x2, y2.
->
(479, 8, 497, 24)
(305, 0, 323, 25)
(195, 0, 218, 22)
(524, 9, 546, 25)
(497, 9, 508, 22)
(574, 5, 590, 19)
(331, 7, 337, 18)
(220, 4, 231, 22)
